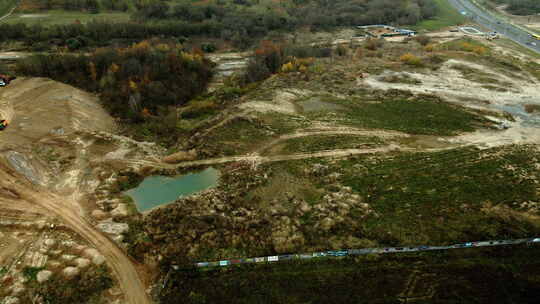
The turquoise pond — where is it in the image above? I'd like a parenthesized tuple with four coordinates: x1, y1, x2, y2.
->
(125, 168, 220, 212)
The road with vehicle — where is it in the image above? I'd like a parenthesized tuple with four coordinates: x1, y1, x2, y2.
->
(448, 0, 540, 53)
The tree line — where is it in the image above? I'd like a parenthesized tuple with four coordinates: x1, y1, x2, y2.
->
(4, 0, 438, 50)
(134, 0, 438, 31)
(492, 0, 540, 15)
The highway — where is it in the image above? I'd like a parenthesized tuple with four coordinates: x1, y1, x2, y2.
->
(187, 237, 540, 269)
(447, 0, 540, 54)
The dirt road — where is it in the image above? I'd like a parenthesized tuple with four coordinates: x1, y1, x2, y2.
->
(119, 145, 407, 170)
(0, 162, 151, 304)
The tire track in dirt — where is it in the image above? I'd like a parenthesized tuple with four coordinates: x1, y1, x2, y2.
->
(119, 145, 409, 170)
(0, 163, 151, 304)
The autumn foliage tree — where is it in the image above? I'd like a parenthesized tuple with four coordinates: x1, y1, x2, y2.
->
(16, 40, 214, 121)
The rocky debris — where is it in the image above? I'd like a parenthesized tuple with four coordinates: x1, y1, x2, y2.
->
(83, 248, 106, 266)
(10, 283, 25, 296)
(62, 266, 80, 278)
(61, 254, 76, 262)
(5, 151, 42, 185)
(50, 127, 65, 136)
(43, 238, 57, 248)
(97, 219, 129, 235)
(162, 149, 198, 164)
(308, 163, 330, 176)
(111, 204, 129, 218)
(47, 260, 62, 269)
(271, 216, 305, 253)
(91, 209, 108, 220)
(37, 270, 53, 283)
(75, 258, 91, 269)
(92, 255, 106, 266)
(3, 297, 20, 304)
(112, 234, 125, 243)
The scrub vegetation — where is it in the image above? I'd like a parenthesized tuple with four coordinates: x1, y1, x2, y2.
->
(4, 0, 438, 51)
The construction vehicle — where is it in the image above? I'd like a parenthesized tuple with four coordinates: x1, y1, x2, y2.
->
(485, 32, 499, 40)
(0, 74, 16, 87)
(0, 119, 8, 131)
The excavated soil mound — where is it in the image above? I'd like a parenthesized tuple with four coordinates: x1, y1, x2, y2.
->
(0, 77, 115, 147)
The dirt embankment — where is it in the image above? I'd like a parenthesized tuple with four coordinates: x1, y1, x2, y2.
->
(0, 78, 151, 304)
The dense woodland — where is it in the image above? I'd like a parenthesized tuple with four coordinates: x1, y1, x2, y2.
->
(15, 40, 213, 123)
(492, 0, 540, 15)
(3, 0, 438, 50)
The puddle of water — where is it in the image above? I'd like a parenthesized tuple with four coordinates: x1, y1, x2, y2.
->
(496, 104, 540, 127)
(298, 97, 346, 112)
(125, 168, 220, 212)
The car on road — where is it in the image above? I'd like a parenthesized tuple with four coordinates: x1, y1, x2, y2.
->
(418, 246, 430, 250)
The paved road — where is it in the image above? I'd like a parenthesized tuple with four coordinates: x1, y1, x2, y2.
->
(189, 237, 540, 268)
(448, 0, 540, 54)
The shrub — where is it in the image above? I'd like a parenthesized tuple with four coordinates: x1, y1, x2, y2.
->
(414, 35, 431, 46)
(400, 53, 422, 66)
(201, 43, 217, 53)
(354, 48, 363, 59)
(424, 44, 436, 52)
(181, 99, 219, 119)
(365, 38, 384, 51)
(473, 46, 487, 55)
(336, 45, 348, 56)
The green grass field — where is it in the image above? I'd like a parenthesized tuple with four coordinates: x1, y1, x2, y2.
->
(307, 96, 492, 136)
(414, 0, 468, 31)
(0, 0, 18, 17)
(337, 145, 540, 245)
(3, 10, 130, 25)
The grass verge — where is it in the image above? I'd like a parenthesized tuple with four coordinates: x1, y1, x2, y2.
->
(4, 10, 130, 25)
(414, 0, 467, 31)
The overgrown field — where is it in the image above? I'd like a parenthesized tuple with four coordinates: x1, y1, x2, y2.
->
(0, 0, 17, 16)
(4, 10, 130, 26)
(414, 0, 467, 30)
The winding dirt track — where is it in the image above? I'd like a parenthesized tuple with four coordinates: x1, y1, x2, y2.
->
(0, 78, 151, 303)
(0, 163, 151, 304)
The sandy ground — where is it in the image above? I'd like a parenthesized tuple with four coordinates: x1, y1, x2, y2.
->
(362, 58, 540, 148)
(0, 78, 150, 304)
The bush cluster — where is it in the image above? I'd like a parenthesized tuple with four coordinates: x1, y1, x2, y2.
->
(16, 40, 214, 121)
